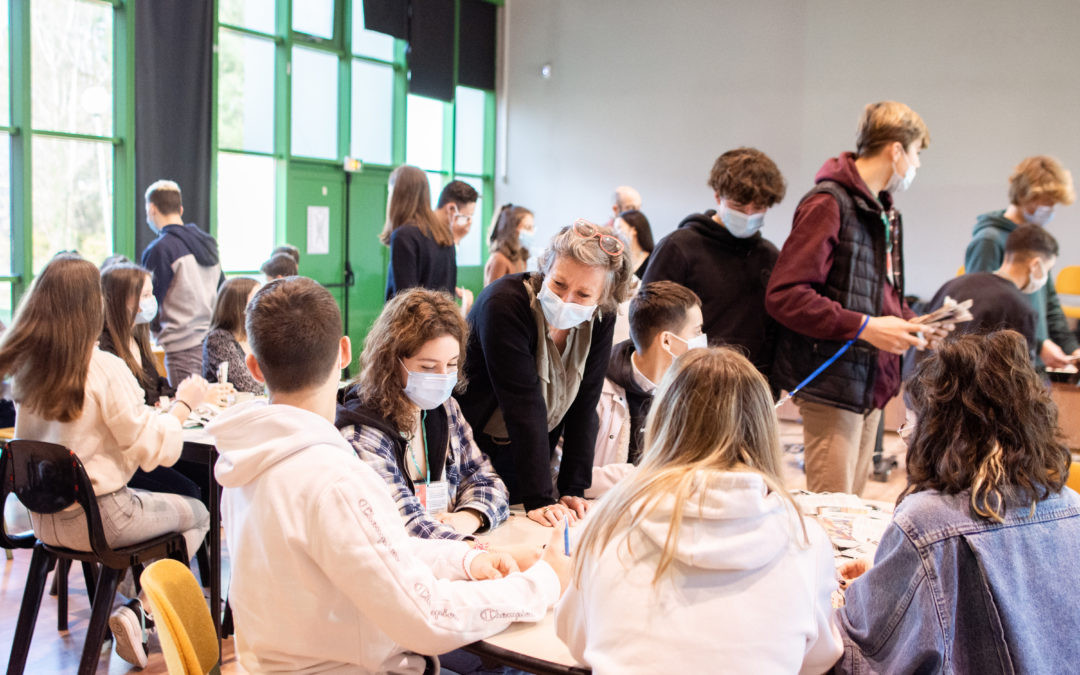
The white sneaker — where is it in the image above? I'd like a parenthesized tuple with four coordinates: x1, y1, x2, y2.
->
(109, 599, 152, 669)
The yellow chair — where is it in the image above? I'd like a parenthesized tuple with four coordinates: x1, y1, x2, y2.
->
(1057, 267, 1080, 319)
(1067, 462, 1080, 494)
(141, 559, 221, 675)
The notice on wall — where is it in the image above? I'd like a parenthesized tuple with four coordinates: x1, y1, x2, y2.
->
(307, 205, 330, 255)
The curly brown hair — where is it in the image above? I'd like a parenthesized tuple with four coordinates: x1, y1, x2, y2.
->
(901, 330, 1070, 522)
(351, 288, 468, 434)
(707, 147, 786, 208)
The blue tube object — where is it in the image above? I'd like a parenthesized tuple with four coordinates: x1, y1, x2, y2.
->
(563, 516, 570, 555)
(775, 314, 872, 409)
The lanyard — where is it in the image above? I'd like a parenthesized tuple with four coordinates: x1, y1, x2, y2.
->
(878, 208, 897, 287)
(774, 315, 871, 409)
(407, 411, 430, 485)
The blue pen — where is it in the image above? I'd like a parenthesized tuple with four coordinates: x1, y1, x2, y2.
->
(563, 515, 570, 555)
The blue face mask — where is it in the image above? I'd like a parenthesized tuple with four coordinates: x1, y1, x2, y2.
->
(135, 296, 157, 325)
(719, 203, 766, 238)
(1025, 205, 1054, 226)
(400, 360, 458, 410)
(517, 228, 535, 251)
(538, 283, 596, 330)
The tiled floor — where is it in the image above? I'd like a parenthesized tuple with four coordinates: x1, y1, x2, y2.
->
(1, 422, 908, 674)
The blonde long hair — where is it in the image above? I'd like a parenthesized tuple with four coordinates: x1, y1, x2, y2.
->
(572, 347, 806, 586)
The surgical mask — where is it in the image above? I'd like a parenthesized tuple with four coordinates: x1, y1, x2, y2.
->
(1024, 205, 1055, 227)
(667, 331, 708, 357)
(400, 360, 458, 410)
(538, 283, 596, 330)
(517, 229, 535, 251)
(1021, 259, 1049, 294)
(719, 203, 765, 238)
(886, 155, 917, 193)
(146, 217, 160, 235)
(135, 296, 157, 325)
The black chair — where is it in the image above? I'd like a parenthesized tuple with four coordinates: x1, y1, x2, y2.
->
(3, 440, 189, 675)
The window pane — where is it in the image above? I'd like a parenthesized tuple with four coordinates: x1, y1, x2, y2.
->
(455, 176, 483, 267)
(454, 87, 485, 176)
(293, 0, 334, 39)
(0, 1, 9, 127)
(0, 281, 11, 326)
(31, 0, 113, 136)
(218, 0, 275, 34)
(350, 60, 393, 165)
(352, 2, 394, 61)
(217, 152, 275, 271)
(218, 29, 275, 153)
(32, 137, 112, 272)
(425, 171, 445, 208)
(0, 134, 9, 275)
(291, 46, 339, 159)
(406, 95, 445, 171)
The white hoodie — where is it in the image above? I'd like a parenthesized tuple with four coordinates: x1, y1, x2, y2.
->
(210, 400, 560, 674)
(555, 471, 842, 675)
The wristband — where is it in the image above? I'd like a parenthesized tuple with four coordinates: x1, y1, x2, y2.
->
(463, 547, 487, 580)
(172, 399, 192, 414)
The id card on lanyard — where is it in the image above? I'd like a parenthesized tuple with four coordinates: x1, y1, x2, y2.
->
(410, 411, 449, 515)
(879, 209, 897, 287)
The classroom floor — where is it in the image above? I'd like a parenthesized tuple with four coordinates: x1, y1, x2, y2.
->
(1, 421, 908, 674)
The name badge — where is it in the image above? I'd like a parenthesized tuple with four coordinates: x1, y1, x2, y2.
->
(416, 480, 450, 515)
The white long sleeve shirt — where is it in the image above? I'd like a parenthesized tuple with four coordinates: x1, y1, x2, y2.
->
(15, 348, 183, 496)
(209, 400, 560, 674)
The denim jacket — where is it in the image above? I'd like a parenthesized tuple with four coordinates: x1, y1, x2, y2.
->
(837, 487, 1080, 674)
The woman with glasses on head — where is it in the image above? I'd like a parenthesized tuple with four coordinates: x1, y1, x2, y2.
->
(836, 330, 1080, 673)
(457, 220, 633, 526)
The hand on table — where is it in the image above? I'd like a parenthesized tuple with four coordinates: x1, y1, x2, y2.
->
(837, 557, 872, 589)
(495, 542, 544, 572)
(560, 495, 590, 519)
(435, 509, 483, 535)
(861, 316, 927, 354)
(469, 551, 520, 580)
(527, 499, 585, 527)
(1041, 340, 1073, 369)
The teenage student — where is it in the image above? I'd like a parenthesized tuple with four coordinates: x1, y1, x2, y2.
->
(614, 209, 655, 280)
(2, 253, 212, 668)
(457, 221, 634, 526)
(766, 101, 948, 495)
(589, 280, 703, 498)
(336, 288, 509, 540)
(556, 347, 843, 673)
(920, 225, 1058, 364)
(203, 277, 263, 395)
(484, 204, 535, 286)
(382, 165, 457, 301)
(837, 331, 1080, 672)
(208, 276, 569, 674)
(643, 147, 786, 384)
(964, 155, 1078, 369)
(260, 252, 298, 281)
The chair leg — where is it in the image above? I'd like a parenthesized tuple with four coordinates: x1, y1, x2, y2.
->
(56, 558, 70, 631)
(81, 562, 98, 608)
(195, 540, 211, 587)
(5, 547, 12, 561)
(7, 546, 54, 675)
(77, 566, 121, 675)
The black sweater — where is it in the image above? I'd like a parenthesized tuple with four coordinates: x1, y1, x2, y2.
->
(643, 211, 779, 380)
(606, 340, 654, 465)
(455, 273, 615, 510)
(98, 331, 175, 406)
(385, 223, 457, 301)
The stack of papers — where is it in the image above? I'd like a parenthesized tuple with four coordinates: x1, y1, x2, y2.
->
(919, 296, 974, 327)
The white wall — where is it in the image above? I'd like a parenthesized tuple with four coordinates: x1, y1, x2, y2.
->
(495, 0, 1080, 298)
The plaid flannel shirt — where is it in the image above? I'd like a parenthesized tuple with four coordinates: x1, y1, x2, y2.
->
(341, 397, 509, 540)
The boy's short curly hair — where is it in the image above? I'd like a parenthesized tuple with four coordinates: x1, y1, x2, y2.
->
(707, 147, 786, 208)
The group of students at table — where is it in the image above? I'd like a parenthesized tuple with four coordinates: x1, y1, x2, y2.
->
(3, 209, 1080, 672)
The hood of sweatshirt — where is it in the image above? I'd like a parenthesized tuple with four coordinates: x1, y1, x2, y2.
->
(635, 471, 802, 571)
(161, 223, 221, 267)
(814, 152, 893, 212)
(606, 339, 652, 399)
(972, 209, 1015, 237)
(209, 399, 353, 488)
(676, 211, 766, 253)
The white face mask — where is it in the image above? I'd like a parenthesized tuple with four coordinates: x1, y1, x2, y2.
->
(1021, 259, 1049, 295)
(135, 296, 157, 325)
(1024, 205, 1055, 226)
(517, 228, 535, 251)
(400, 360, 458, 410)
(538, 282, 597, 330)
(886, 152, 917, 193)
(666, 331, 708, 358)
(719, 202, 766, 238)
